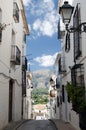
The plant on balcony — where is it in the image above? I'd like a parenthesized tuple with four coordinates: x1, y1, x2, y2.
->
(66, 82, 86, 113)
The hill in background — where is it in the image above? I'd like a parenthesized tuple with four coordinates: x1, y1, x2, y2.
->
(32, 69, 53, 88)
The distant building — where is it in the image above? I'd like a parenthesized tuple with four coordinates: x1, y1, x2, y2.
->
(23, 71, 33, 119)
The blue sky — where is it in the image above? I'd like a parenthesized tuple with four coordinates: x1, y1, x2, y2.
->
(23, 0, 61, 71)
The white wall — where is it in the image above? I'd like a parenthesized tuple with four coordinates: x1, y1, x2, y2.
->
(0, 0, 26, 129)
(59, 0, 86, 130)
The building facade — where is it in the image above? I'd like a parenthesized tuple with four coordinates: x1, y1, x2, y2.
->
(57, 0, 86, 130)
(49, 74, 61, 119)
(0, 0, 29, 129)
(23, 71, 33, 119)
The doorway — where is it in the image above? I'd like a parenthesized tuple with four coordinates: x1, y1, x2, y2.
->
(9, 79, 14, 122)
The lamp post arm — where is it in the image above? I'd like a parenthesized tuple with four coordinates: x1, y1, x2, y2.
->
(66, 22, 86, 33)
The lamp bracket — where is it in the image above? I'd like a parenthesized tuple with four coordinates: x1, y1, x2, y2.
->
(66, 22, 86, 33)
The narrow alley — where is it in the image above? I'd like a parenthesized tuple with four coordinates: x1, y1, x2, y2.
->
(1, 0, 86, 130)
(15, 120, 57, 130)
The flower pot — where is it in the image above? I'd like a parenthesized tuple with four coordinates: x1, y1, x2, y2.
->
(50, 90, 56, 97)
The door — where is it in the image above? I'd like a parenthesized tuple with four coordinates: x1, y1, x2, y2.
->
(9, 79, 13, 122)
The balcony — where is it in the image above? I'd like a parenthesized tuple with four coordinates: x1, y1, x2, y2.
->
(10, 45, 21, 65)
(13, 2, 19, 23)
(22, 56, 27, 71)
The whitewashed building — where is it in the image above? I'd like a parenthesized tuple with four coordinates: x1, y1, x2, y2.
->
(0, 0, 29, 129)
(23, 71, 33, 119)
(49, 75, 56, 119)
(57, 0, 86, 130)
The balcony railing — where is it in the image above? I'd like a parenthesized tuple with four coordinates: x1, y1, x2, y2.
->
(22, 56, 27, 71)
(13, 2, 19, 23)
(10, 45, 21, 65)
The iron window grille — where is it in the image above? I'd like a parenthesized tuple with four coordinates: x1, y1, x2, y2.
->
(73, 3, 82, 61)
(71, 64, 84, 87)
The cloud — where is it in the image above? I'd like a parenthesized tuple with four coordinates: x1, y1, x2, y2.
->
(23, 0, 31, 6)
(24, 0, 59, 38)
(34, 53, 58, 67)
(33, 19, 41, 31)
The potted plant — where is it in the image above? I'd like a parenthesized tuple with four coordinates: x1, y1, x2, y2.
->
(66, 82, 86, 130)
(66, 82, 86, 113)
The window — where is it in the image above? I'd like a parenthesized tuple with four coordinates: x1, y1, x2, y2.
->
(65, 32, 70, 52)
(73, 3, 81, 61)
(23, 33, 26, 43)
(71, 64, 84, 87)
(57, 96, 59, 107)
(58, 18, 65, 39)
(0, 9, 2, 42)
(62, 85, 65, 102)
(58, 19, 61, 39)
(0, 29, 2, 42)
(13, 2, 19, 23)
(58, 56, 66, 74)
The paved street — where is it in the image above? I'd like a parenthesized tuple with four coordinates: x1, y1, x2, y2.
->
(1, 119, 78, 130)
(16, 120, 57, 130)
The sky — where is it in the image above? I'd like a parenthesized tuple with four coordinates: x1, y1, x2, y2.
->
(23, 0, 61, 72)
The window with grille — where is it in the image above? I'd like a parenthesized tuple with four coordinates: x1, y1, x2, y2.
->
(73, 3, 82, 61)
(71, 64, 84, 87)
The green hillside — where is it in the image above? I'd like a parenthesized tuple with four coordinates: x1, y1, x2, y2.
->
(32, 88, 49, 105)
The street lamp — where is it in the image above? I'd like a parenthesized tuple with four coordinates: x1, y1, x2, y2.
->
(59, 1, 74, 25)
(59, 1, 86, 33)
